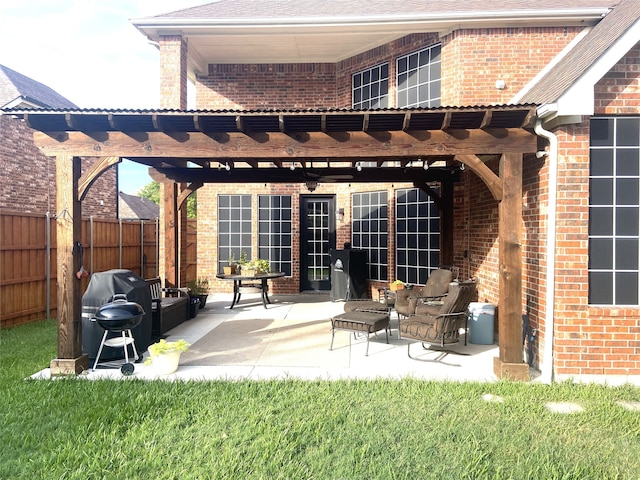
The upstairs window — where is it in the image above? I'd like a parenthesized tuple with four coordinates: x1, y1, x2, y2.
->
(397, 44, 441, 108)
(352, 63, 389, 110)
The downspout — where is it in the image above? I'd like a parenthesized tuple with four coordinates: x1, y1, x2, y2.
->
(534, 115, 558, 384)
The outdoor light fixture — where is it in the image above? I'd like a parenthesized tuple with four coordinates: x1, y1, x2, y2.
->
(356, 162, 362, 172)
(423, 160, 429, 170)
(336, 208, 345, 222)
(459, 162, 465, 171)
(223, 162, 231, 171)
(305, 180, 318, 192)
(290, 162, 296, 170)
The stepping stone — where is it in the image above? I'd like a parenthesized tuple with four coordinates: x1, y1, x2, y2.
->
(545, 402, 584, 414)
(481, 393, 504, 403)
(616, 401, 640, 411)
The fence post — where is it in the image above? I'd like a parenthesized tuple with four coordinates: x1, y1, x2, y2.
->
(140, 219, 144, 277)
(89, 215, 94, 275)
(156, 217, 160, 278)
(119, 218, 123, 268)
(46, 211, 51, 321)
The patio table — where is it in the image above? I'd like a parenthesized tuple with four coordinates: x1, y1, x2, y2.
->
(216, 271, 285, 309)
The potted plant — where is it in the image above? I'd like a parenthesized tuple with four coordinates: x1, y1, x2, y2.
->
(188, 277, 210, 309)
(144, 339, 190, 375)
(243, 258, 270, 277)
(223, 253, 237, 275)
(237, 251, 249, 274)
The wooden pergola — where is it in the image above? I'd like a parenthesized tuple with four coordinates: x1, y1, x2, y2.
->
(7, 105, 538, 379)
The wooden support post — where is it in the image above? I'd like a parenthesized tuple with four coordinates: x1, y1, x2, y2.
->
(440, 181, 454, 268)
(494, 152, 529, 381)
(50, 156, 88, 375)
(178, 184, 188, 288)
(163, 181, 179, 288)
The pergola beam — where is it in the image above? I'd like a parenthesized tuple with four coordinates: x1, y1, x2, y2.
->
(32, 129, 537, 159)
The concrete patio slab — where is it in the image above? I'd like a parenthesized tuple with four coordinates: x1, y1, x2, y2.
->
(33, 293, 501, 382)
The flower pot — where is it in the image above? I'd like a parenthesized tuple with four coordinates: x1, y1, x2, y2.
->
(223, 265, 237, 275)
(189, 297, 200, 318)
(151, 349, 183, 375)
(243, 268, 258, 277)
(198, 294, 208, 309)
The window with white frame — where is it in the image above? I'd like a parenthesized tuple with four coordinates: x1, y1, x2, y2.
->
(395, 187, 440, 285)
(258, 195, 292, 276)
(352, 63, 389, 110)
(589, 117, 640, 305)
(217, 194, 252, 273)
(352, 191, 388, 281)
(396, 44, 441, 108)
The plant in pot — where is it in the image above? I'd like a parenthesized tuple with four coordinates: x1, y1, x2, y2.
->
(144, 339, 190, 375)
(188, 277, 210, 310)
(236, 251, 249, 274)
(223, 253, 237, 275)
(243, 258, 271, 277)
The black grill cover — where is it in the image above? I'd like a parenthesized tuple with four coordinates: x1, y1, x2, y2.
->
(330, 249, 368, 301)
(82, 269, 152, 362)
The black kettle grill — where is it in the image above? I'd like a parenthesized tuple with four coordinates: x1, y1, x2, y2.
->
(92, 294, 144, 375)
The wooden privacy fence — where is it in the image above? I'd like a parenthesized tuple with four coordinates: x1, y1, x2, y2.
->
(0, 212, 197, 328)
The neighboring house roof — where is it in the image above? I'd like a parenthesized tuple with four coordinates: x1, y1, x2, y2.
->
(0, 64, 78, 109)
(133, 0, 617, 67)
(517, 0, 640, 121)
(118, 192, 159, 220)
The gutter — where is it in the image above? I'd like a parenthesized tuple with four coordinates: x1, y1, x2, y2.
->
(133, 8, 611, 29)
(534, 110, 559, 385)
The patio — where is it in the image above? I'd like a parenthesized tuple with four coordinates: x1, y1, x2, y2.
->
(35, 293, 500, 381)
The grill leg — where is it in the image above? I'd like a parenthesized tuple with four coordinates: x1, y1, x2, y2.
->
(330, 324, 335, 351)
(127, 329, 139, 361)
(92, 330, 109, 372)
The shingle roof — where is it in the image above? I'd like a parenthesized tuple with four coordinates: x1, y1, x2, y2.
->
(520, 0, 640, 104)
(155, 0, 618, 19)
(0, 64, 78, 109)
(118, 192, 159, 220)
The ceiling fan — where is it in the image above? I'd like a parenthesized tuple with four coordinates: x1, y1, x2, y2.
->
(303, 171, 354, 183)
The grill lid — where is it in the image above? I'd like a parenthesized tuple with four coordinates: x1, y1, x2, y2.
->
(94, 294, 144, 330)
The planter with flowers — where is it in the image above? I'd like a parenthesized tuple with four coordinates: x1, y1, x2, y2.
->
(145, 339, 190, 375)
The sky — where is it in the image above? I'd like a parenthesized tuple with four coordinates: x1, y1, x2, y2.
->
(0, 0, 205, 194)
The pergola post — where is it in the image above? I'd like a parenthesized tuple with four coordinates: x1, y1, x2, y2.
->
(440, 181, 455, 267)
(162, 181, 180, 288)
(50, 155, 88, 375)
(494, 152, 529, 380)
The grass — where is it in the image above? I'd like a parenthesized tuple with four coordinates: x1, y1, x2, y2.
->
(2, 320, 640, 479)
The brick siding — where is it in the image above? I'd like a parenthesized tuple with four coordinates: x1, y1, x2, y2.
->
(0, 115, 117, 218)
(163, 27, 640, 378)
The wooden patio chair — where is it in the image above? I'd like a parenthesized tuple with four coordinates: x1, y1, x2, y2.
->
(399, 278, 478, 357)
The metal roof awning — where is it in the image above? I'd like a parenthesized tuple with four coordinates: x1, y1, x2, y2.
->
(3, 104, 538, 185)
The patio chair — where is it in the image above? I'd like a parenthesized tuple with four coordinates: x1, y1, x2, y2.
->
(399, 278, 477, 357)
(395, 268, 456, 320)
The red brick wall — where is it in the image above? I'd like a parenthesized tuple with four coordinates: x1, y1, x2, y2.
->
(194, 33, 440, 110)
(441, 27, 582, 105)
(0, 115, 117, 218)
(160, 36, 188, 109)
(196, 63, 338, 109)
(548, 44, 640, 378)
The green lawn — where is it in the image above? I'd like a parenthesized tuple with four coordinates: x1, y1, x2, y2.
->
(2, 319, 640, 479)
